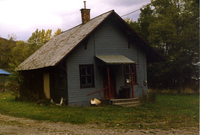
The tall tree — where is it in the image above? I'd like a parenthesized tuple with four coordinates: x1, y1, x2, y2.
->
(9, 40, 30, 69)
(27, 28, 62, 56)
(27, 29, 52, 56)
(126, 0, 199, 90)
(148, 0, 199, 90)
(27, 29, 52, 46)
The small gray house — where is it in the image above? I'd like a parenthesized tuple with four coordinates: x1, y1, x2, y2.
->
(17, 7, 162, 106)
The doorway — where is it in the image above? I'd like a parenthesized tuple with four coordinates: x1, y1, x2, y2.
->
(103, 66, 117, 99)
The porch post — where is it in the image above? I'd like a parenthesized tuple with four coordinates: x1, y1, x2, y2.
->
(107, 66, 111, 100)
(131, 66, 134, 98)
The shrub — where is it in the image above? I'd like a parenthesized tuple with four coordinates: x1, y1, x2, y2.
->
(138, 93, 148, 103)
(0, 83, 5, 92)
(139, 91, 157, 103)
(148, 91, 157, 103)
(7, 71, 23, 99)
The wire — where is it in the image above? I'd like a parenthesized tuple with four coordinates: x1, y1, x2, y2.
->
(120, 8, 141, 18)
(120, 4, 150, 18)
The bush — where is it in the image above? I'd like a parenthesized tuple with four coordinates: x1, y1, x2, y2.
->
(139, 91, 157, 103)
(0, 83, 5, 92)
(148, 91, 157, 103)
(7, 71, 23, 99)
(138, 93, 148, 103)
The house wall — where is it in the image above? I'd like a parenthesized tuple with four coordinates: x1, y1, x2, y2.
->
(20, 69, 44, 99)
(94, 20, 148, 97)
(49, 65, 68, 104)
(67, 20, 147, 106)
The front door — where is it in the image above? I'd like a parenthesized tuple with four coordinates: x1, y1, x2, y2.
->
(103, 66, 116, 99)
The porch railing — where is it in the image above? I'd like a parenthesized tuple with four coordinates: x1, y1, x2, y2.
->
(87, 87, 108, 100)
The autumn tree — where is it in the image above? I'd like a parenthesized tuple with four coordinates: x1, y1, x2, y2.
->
(53, 28, 62, 36)
(27, 28, 62, 56)
(9, 40, 30, 68)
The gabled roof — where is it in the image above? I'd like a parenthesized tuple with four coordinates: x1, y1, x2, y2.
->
(17, 10, 114, 71)
(17, 10, 163, 71)
(0, 69, 11, 75)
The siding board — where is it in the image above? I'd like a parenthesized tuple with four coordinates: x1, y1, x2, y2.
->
(66, 20, 148, 106)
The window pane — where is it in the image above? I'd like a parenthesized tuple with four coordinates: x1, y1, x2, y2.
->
(79, 64, 95, 88)
(81, 67, 86, 75)
(81, 77, 87, 86)
(87, 66, 92, 75)
(125, 74, 131, 83)
(87, 76, 92, 85)
(125, 65, 130, 74)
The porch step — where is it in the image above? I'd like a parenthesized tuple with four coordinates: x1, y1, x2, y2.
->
(110, 98, 140, 107)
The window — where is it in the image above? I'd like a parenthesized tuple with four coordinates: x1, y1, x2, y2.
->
(124, 64, 137, 85)
(79, 64, 95, 88)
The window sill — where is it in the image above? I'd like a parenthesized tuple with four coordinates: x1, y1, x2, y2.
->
(80, 86, 95, 89)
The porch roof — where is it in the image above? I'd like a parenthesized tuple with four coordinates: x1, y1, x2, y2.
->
(95, 55, 135, 65)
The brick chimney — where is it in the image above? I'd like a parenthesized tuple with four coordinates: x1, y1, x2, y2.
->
(80, 1, 90, 24)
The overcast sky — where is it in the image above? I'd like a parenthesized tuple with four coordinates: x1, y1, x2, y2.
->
(0, 0, 151, 41)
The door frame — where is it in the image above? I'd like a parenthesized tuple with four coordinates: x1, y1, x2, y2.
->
(103, 66, 117, 99)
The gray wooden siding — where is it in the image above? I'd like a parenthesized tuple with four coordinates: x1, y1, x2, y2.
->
(66, 34, 103, 106)
(94, 21, 147, 97)
(66, 20, 148, 106)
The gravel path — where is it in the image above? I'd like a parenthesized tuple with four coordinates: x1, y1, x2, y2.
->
(0, 114, 198, 135)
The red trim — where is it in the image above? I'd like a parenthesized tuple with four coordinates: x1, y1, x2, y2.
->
(131, 67, 134, 98)
(124, 64, 137, 85)
(107, 66, 111, 100)
(134, 64, 137, 84)
(87, 87, 108, 100)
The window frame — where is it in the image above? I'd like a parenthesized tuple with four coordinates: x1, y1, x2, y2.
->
(124, 64, 137, 85)
(79, 64, 95, 88)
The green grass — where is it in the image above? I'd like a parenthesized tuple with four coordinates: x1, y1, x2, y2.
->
(0, 92, 199, 129)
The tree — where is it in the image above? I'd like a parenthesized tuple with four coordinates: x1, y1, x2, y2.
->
(27, 29, 52, 56)
(126, 0, 199, 90)
(9, 40, 30, 68)
(125, 4, 154, 43)
(27, 29, 52, 46)
(27, 28, 62, 56)
(148, 0, 199, 90)
(53, 28, 62, 36)
(0, 37, 16, 69)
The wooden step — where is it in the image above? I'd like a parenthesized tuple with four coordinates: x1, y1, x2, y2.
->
(111, 98, 138, 103)
(110, 98, 140, 107)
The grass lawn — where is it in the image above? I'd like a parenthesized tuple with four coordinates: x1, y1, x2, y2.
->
(0, 92, 199, 129)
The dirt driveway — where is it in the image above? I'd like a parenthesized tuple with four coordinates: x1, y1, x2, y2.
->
(0, 113, 198, 135)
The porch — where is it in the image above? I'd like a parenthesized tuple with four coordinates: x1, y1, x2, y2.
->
(88, 55, 139, 106)
(95, 55, 136, 99)
(87, 86, 140, 107)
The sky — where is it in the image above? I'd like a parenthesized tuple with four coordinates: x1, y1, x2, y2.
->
(0, 0, 151, 41)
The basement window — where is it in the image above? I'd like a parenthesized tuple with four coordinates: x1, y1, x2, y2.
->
(79, 64, 95, 88)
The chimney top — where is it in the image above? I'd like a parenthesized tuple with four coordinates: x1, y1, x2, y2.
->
(80, 1, 90, 24)
(84, 1, 86, 9)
